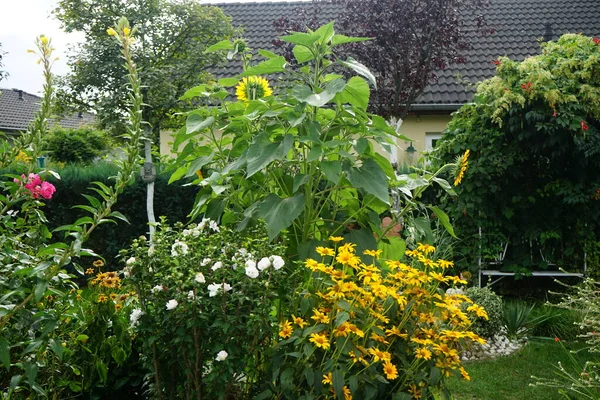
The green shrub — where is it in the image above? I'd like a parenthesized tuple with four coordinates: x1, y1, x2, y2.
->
(465, 286, 504, 338)
(530, 304, 582, 340)
(503, 300, 535, 339)
(45, 127, 112, 164)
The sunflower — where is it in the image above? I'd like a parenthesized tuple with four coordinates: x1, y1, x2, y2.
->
(453, 149, 470, 186)
(279, 321, 293, 338)
(235, 76, 273, 102)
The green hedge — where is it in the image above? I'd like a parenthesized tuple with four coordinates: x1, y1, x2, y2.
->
(43, 162, 197, 270)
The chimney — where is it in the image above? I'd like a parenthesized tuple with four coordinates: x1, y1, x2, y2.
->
(78, 111, 83, 118)
(15, 89, 23, 100)
(543, 22, 554, 42)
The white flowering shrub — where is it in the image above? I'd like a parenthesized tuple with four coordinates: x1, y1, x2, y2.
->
(123, 219, 287, 399)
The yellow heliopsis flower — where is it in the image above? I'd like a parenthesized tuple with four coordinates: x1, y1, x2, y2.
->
(107, 27, 118, 36)
(15, 150, 31, 163)
(383, 361, 399, 380)
(453, 149, 470, 186)
(316, 246, 335, 257)
(309, 333, 330, 350)
(322, 372, 333, 385)
(279, 320, 293, 338)
(328, 236, 344, 242)
(235, 76, 272, 102)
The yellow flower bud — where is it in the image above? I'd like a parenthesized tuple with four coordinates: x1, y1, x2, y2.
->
(27, 49, 35, 54)
(123, 27, 131, 36)
(40, 36, 49, 45)
(107, 27, 118, 36)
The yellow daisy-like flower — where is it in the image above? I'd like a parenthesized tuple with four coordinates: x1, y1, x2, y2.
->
(93, 259, 105, 268)
(316, 246, 335, 257)
(279, 320, 293, 338)
(15, 150, 31, 163)
(363, 249, 382, 258)
(235, 76, 273, 102)
(328, 236, 344, 242)
(343, 386, 352, 400)
(453, 149, 470, 186)
(85, 268, 95, 275)
(309, 333, 330, 350)
(383, 361, 399, 380)
(292, 314, 308, 328)
(322, 372, 333, 385)
(414, 347, 432, 360)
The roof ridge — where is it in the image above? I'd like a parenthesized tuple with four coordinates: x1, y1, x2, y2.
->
(0, 88, 41, 98)
(210, 1, 311, 5)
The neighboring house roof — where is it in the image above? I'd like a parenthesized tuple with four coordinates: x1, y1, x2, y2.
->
(212, 0, 600, 111)
(0, 88, 96, 133)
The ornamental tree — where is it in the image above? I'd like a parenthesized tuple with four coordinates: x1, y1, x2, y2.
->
(274, 0, 492, 119)
(435, 34, 600, 274)
(53, 0, 234, 137)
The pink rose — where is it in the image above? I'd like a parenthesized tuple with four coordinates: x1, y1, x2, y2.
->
(28, 173, 42, 186)
(39, 181, 56, 200)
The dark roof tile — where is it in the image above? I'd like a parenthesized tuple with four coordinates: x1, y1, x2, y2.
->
(0, 88, 96, 133)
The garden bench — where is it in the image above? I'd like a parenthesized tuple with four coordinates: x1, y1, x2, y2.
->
(476, 230, 586, 288)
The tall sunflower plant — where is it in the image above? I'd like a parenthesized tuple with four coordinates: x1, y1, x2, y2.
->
(170, 22, 466, 262)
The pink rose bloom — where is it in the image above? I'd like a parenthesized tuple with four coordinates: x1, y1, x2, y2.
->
(39, 181, 56, 200)
(28, 173, 42, 186)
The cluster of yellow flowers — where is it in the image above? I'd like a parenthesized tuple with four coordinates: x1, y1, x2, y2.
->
(15, 150, 32, 163)
(279, 238, 487, 399)
(89, 260, 122, 290)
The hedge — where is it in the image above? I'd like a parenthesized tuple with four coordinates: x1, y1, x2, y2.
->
(42, 162, 197, 270)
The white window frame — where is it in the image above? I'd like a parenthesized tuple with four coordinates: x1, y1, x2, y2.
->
(425, 132, 443, 152)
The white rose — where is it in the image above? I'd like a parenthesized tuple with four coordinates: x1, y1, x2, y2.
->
(257, 257, 271, 271)
(187, 290, 195, 300)
(223, 283, 232, 292)
(195, 272, 206, 283)
(151, 285, 164, 293)
(270, 255, 285, 270)
(207, 283, 220, 297)
(245, 259, 257, 269)
(166, 299, 178, 310)
(130, 308, 143, 327)
(245, 265, 259, 279)
(201, 258, 211, 266)
(126, 257, 136, 265)
(215, 350, 228, 361)
(212, 261, 223, 271)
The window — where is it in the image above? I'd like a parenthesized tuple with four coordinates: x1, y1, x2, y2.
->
(425, 132, 443, 151)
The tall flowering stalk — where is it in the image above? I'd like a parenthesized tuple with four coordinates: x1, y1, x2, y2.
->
(0, 22, 145, 397)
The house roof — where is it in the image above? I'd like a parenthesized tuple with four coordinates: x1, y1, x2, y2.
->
(0, 88, 96, 133)
(212, 0, 600, 110)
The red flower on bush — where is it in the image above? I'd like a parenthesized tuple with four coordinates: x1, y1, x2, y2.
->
(14, 173, 56, 200)
(581, 121, 590, 131)
(594, 37, 600, 45)
(521, 82, 532, 91)
(492, 59, 501, 66)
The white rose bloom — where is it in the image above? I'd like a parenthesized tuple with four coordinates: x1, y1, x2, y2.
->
(245, 259, 257, 269)
(237, 248, 248, 256)
(148, 246, 155, 256)
(195, 272, 206, 283)
(199, 218, 210, 230)
(209, 220, 220, 232)
(207, 283, 220, 297)
(191, 228, 201, 237)
(245, 265, 259, 279)
(188, 290, 195, 300)
(270, 255, 285, 270)
(212, 261, 223, 271)
(126, 257, 136, 265)
(151, 285, 164, 293)
(215, 350, 228, 361)
(257, 257, 271, 271)
(171, 240, 189, 257)
(182, 229, 191, 237)
(166, 299, 178, 310)
(223, 283, 232, 293)
(130, 308, 143, 327)
(123, 266, 132, 278)
(201, 258, 212, 267)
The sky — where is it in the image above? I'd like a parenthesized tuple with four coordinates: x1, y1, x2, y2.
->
(0, 0, 307, 95)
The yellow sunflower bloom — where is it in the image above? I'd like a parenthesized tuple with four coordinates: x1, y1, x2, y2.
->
(235, 76, 273, 102)
(453, 149, 470, 186)
(383, 361, 399, 380)
(309, 333, 330, 350)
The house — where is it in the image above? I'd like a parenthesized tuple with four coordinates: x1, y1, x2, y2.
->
(0, 88, 95, 136)
(165, 0, 599, 162)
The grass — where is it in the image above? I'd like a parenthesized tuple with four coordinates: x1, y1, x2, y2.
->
(445, 340, 596, 400)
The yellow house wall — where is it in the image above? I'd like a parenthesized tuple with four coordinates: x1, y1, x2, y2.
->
(395, 114, 453, 164)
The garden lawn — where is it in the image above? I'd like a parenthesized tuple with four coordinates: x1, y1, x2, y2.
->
(445, 340, 596, 400)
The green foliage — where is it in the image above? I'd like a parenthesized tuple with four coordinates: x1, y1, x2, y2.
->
(44, 127, 112, 164)
(53, 0, 235, 136)
(465, 287, 504, 339)
(171, 21, 458, 260)
(0, 23, 145, 398)
(435, 34, 600, 274)
(43, 162, 197, 268)
(124, 221, 287, 399)
(530, 305, 582, 341)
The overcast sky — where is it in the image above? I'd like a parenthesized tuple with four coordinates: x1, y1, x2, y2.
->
(0, 0, 307, 95)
